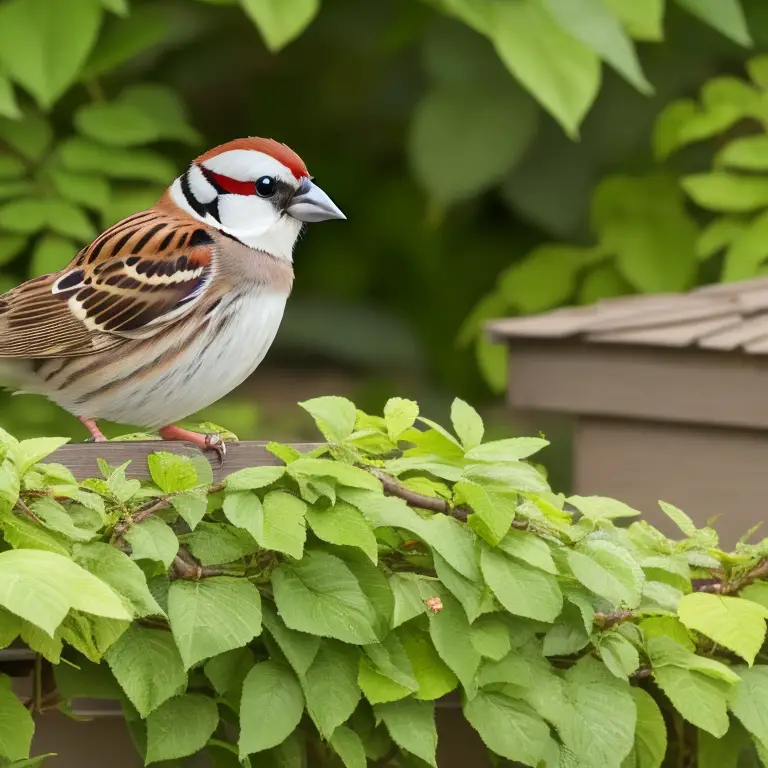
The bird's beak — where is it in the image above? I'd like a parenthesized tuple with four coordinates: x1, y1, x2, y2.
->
(286, 178, 346, 222)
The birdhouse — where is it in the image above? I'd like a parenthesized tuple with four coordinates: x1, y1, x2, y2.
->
(487, 278, 768, 546)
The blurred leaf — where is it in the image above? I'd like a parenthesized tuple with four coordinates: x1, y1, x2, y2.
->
(697, 216, 747, 261)
(0, 156, 25, 179)
(58, 138, 176, 183)
(101, 186, 163, 226)
(747, 54, 768, 88)
(0, 180, 34, 201)
(498, 244, 603, 314)
(0, 114, 52, 161)
(721, 210, 768, 281)
(716, 135, 768, 170)
(30, 234, 76, 277)
(0, 72, 20, 120)
(409, 83, 537, 205)
(0, 199, 47, 234)
(543, 0, 652, 94)
(49, 169, 111, 213)
(476, 336, 507, 394)
(577, 263, 633, 305)
(675, 0, 751, 46)
(101, 0, 129, 15)
(488, 0, 601, 137)
(239, 0, 320, 52)
(682, 172, 768, 212)
(457, 291, 509, 347)
(0, 0, 103, 109)
(0, 234, 27, 266)
(82, 4, 168, 79)
(75, 85, 201, 147)
(603, 0, 665, 41)
(592, 175, 698, 292)
(43, 199, 96, 241)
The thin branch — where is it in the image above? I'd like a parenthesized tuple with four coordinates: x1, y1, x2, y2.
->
(169, 553, 227, 581)
(595, 610, 633, 628)
(363, 466, 528, 529)
(15, 498, 43, 525)
(696, 557, 768, 595)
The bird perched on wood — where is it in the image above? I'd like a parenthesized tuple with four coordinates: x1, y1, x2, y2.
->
(0, 137, 344, 458)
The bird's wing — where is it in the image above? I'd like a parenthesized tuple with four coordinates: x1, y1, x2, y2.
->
(0, 209, 217, 359)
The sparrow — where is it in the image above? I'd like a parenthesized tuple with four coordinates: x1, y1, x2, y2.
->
(0, 137, 345, 458)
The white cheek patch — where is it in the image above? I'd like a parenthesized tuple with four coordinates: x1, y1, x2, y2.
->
(187, 164, 217, 203)
(217, 195, 279, 234)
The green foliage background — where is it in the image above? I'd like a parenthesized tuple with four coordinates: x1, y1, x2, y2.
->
(1, 397, 768, 767)
(1, 0, 768, 437)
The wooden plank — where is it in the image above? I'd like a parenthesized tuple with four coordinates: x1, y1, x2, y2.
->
(48, 441, 320, 482)
(586, 314, 740, 347)
(699, 313, 768, 350)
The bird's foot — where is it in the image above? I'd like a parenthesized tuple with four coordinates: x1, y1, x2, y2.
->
(79, 417, 108, 442)
(158, 425, 227, 464)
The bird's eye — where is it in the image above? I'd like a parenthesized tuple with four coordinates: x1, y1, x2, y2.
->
(255, 176, 277, 197)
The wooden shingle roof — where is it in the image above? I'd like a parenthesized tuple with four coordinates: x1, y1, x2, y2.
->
(486, 278, 768, 354)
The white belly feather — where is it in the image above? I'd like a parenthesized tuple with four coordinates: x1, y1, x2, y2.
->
(63, 290, 288, 428)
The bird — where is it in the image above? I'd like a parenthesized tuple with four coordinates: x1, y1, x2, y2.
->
(0, 137, 345, 459)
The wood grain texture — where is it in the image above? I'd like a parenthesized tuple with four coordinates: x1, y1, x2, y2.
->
(48, 441, 320, 481)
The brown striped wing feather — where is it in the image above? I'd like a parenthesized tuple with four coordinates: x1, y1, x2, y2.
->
(0, 209, 217, 358)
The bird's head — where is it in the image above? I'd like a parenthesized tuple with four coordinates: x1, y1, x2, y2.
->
(169, 137, 345, 260)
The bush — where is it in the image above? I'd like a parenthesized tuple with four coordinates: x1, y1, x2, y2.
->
(0, 397, 766, 766)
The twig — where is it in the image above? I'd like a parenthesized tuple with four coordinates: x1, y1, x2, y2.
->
(696, 557, 768, 595)
(363, 466, 528, 529)
(631, 667, 652, 680)
(15, 498, 43, 525)
(595, 610, 633, 628)
(169, 553, 227, 581)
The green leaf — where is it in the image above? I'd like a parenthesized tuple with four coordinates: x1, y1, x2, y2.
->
(741, 582, 768, 610)
(375, 698, 437, 767)
(721, 210, 768, 281)
(682, 172, 768, 213)
(677, 592, 768, 665)
(21, 621, 61, 662)
(125, 517, 178, 570)
(389, 573, 429, 628)
(464, 690, 555, 767)
(543, 604, 590, 657)
(0, 113, 51, 161)
(488, 0, 600, 138)
(697, 216, 746, 261)
(299, 396, 357, 442)
(716, 135, 768, 171)
(603, 0, 664, 40)
(272, 550, 378, 644)
(470, 614, 512, 661)
(0, 199, 46, 235)
(302, 639, 360, 738)
(254, 491, 307, 559)
(568, 496, 640, 522)
(419, 585, 481, 694)
(306, 501, 377, 563)
(452, 482, 510, 546)
(145, 694, 218, 764)
(433, 552, 492, 624)
(383, 398, 419, 441)
(0, 674, 34, 762)
(330, 726, 366, 768)
(8, 437, 69, 474)
(653, 665, 730, 736)
(675, 0, 751, 46)
(147, 452, 198, 493)
(364, 634, 418, 693)
(592, 174, 697, 293)
(0, 508, 70, 556)
(238, 0, 320, 51)
(0, 68, 19, 121)
(58, 138, 176, 183)
(409, 81, 537, 205)
(567, 542, 643, 608)
(181, 522, 257, 566)
(204, 646, 254, 698)
(73, 542, 164, 618)
(0, 608, 21, 649)
(543, 0, 651, 94)
(0, 234, 27, 266)
(450, 398, 483, 450)
(464, 437, 549, 463)
(239, 662, 304, 756)
(697, 725, 751, 768)
(481, 546, 563, 622)
(82, 5, 170, 79)
(30, 497, 96, 542)
(599, 633, 640, 679)
(398, 622, 458, 700)
(288, 458, 380, 490)
(626, 688, 666, 768)
(261, 603, 319, 677)
(171, 490, 208, 531)
(0, 0, 102, 108)
(105, 626, 186, 718)
(729, 666, 768, 747)
(168, 577, 262, 669)
(225, 465, 284, 492)
(0, 548, 130, 635)
(29, 234, 76, 277)
(498, 529, 557, 574)
(647, 636, 739, 683)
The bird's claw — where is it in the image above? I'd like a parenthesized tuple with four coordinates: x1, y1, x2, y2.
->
(204, 433, 226, 464)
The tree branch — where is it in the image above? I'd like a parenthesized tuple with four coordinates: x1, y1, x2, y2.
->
(170, 552, 227, 581)
(14, 498, 42, 525)
(696, 557, 768, 595)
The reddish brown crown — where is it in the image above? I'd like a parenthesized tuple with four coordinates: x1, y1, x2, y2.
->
(195, 138, 309, 180)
